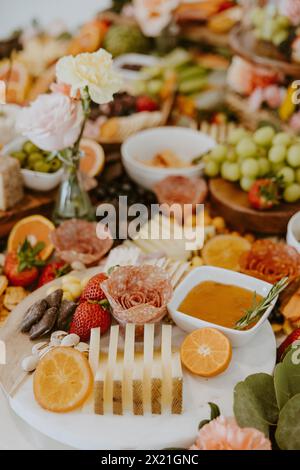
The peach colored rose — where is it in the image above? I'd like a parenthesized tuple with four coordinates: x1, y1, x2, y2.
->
(133, 0, 180, 37)
(190, 417, 271, 451)
(249, 85, 285, 111)
(17, 93, 84, 152)
(279, 0, 300, 26)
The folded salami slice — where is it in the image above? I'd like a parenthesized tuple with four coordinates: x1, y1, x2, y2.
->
(51, 219, 113, 266)
(240, 240, 300, 284)
(154, 176, 207, 222)
(101, 265, 173, 338)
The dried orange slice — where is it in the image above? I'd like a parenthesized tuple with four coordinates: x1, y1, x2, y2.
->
(34, 347, 93, 412)
(7, 215, 55, 260)
(180, 328, 232, 377)
(79, 138, 105, 177)
(202, 234, 251, 271)
(0, 60, 31, 104)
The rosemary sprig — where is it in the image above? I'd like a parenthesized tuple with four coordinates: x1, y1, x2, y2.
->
(235, 277, 289, 330)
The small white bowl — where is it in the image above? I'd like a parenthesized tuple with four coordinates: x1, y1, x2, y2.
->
(1, 137, 63, 192)
(121, 127, 215, 190)
(287, 211, 300, 253)
(168, 266, 276, 348)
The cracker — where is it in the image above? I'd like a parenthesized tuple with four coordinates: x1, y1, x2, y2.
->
(3, 287, 28, 311)
(0, 275, 8, 297)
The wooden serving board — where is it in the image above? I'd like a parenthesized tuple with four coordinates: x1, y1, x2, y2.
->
(209, 178, 300, 235)
(0, 190, 55, 239)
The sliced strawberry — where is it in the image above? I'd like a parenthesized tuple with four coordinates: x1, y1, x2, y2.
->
(136, 95, 159, 113)
(277, 328, 300, 362)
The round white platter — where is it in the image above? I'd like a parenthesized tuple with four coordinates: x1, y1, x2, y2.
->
(7, 267, 276, 450)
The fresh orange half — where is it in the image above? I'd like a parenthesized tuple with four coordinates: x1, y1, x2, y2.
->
(7, 215, 55, 260)
(181, 328, 232, 377)
(202, 234, 251, 271)
(79, 138, 105, 177)
(34, 347, 93, 413)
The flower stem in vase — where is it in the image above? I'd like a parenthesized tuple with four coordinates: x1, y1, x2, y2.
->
(53, 154, 95, 225)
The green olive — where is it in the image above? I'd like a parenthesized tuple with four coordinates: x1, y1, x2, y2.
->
(23, 141, 40, 154)
(50, 158, 62, 172)
(28, 152, 44, 165)
(33, 161, 51, 173)
(11, 151, 27, 166)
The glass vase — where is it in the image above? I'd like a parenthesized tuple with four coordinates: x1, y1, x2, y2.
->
(53, 161, 95, 225)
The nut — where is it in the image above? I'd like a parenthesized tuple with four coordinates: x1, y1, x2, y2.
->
(32, 341, 49, 356)
(39, 345, 54, 358)
(75, 342, 89, 353)
(21, 355, 39, 372)
(50, 330, 68, 346)
(61, 333, 80, 347)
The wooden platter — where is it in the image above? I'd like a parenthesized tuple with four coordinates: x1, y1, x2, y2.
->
(209, 178, 300, 235)
(230, 24, 300, 78)
(0, 190, 55, 239)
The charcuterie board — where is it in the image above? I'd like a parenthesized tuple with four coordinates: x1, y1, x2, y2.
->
(0, 268, 277, 450)
(209, 178, 300, 235)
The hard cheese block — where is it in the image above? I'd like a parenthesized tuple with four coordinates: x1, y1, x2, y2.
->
(93, 324, 183, 416)
(0, 157, 24, 211)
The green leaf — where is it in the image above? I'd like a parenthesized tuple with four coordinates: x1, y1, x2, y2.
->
(233, 373, 279, 437)
(275, 394, 300, 450)
(208, 402, 220, 421)
(31, 241, 45, 256)
(274, 346, 300, 410)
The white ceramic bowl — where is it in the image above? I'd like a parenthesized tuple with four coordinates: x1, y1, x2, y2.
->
(113, 53, 160, 82)
(287, 211, 300, 253)
(1, 137, 63, 192)
(121, 127, 215, 190)
(168, 266, 276, 348)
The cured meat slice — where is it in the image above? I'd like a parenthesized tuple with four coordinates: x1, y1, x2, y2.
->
(240, 240, 300, 284)
(51, 219, 113, 266)
(154, 176, 207, 222)
(101, 265, 173, 338)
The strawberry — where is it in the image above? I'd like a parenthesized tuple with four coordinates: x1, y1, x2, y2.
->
(136, 96, 159, 113)
(4, 238, 45, 287)
(38, 261, 71, 287)
(81, 273, 108, 302)
(248, 179, 280, 211)
(277, 328, 300, 362)
(69, 301, 111, 341)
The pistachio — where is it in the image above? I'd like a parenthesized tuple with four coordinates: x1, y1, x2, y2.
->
(32, 341, 49, 356)
(21, 355, 39, 372)
(75, 342, 89, 353)
(50, 330, 68, 346)
(39, 345, 54, 358)
(61, 333, 80, 347)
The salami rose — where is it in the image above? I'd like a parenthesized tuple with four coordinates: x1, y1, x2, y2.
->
(154, 176, 207, 222)
(51, 219, 113, 266)
(101, 265, 173, 338)
(240, 240, 300, 284)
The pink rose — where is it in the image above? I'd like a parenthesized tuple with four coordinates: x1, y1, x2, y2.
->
(190, 416, 271, 451)
(279, 0, 300, 26)
(17, 93, 84, 152)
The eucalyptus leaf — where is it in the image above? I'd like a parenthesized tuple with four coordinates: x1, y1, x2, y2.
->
(275, 394, 300, 450)
(234, 373, 279, 437)
(274, 346, 300, 410)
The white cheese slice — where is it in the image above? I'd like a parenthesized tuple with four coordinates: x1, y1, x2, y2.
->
(89, 327, 100, 377)
(104, 325, 119, 415)
(161, 324, 172, 414)
(122, 324, 135, 414)
(151, 351, 162, 415)
(132, 352, 144, 415)
(143, 324, 154, 414)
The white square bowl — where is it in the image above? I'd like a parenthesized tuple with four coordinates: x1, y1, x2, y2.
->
(168, 266, 276, 348)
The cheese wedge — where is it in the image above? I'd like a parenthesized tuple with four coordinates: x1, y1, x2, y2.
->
(122, 324, 135, 414)
(171, 352, 183, 415)
(133, 352, 144, 416)
(161, 324, 173, 414)
(143, 324, 154, 414)
(151, 351, 162, 415)
(104, 325, 119, 415)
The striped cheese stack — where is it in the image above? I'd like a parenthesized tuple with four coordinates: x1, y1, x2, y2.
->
(90, 324, 183, 416)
